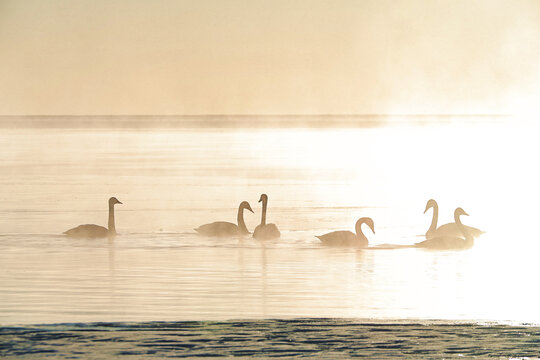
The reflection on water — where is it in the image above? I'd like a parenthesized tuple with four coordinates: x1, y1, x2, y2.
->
(0, 229, 538, 325)
(0, 124, 539, 325)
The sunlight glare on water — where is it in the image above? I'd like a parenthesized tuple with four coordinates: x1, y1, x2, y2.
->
(0, 119, 539, 325)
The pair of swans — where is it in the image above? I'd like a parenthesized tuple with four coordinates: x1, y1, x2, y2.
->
(196, 194, 280, 239)
(64, 197, 122, 238)
(423, 199, 483, 240)
(416, 199, 483, 250)
(416, 207, 473, 250)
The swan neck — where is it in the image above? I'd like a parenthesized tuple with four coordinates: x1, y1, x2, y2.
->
(356, 227, 368, 243)
(429, 204, 438, 232)
(108, 203, 116, 234)
(237, 206, 249, 234)
(454, 212, 471, 241)
(355, 222, 368, 243)
(260, 198, 267, 226)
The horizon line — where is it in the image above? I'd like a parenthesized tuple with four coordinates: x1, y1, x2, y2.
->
(0, 113, 512, 117)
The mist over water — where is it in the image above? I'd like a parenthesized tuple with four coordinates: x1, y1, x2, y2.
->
(0, 116, 539, 326)
(2, 0, 539, 354)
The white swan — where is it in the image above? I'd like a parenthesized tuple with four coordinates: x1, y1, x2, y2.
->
(253, 194, 280, 240)
(195, 201, 254, 237)
(416, 207, 473, 250)
(424, 199, 483, 239)
(64, 197, 122, 238)
(317, 217, 374, 248)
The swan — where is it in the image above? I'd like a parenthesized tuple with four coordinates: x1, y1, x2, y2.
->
(63, 197, 122, 238)
(195, 201, 254, 237)
(253, 194, 280, 239)
(316, 217, 374, 248)
(416, 207, 473, 250)
(424, 199, 483, 239)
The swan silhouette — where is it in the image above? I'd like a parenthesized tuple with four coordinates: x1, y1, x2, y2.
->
(424, 199, 483, 239)
(416, 207, 474, 250)
(64, 197, 122, 238)
(195, 201, 254, 237)
(253, 194, 280, 239)
(316, 217, 374, 248)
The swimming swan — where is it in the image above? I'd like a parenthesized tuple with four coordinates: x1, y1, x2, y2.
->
(195, 201, 254, 237)
(416, 207, 473, 250)
(424, 199, 483, 239)
(253, 194, 280, 239)
(316, 217, 374, 248)
(63, 197, 122, 238)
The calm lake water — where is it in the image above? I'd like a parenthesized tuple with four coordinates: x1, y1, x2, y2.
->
(1, 120, 539, 357)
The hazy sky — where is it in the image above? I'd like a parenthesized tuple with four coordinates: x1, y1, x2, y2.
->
(0, 0, 539, 115)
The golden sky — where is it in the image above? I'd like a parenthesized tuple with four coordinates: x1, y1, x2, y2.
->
(0, 0, 538, 115)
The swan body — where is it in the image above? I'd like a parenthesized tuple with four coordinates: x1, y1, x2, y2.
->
(432, 222, 483, 239)
(64, 197, 122, 239)
(424, 199, 483, 239)
(317, 217, 374, 248)
(416, 207, 473, 250)
(64, 224, 109, 238)
(195, 222, 242, 237)
(195, 201, 254, 237)
(253, 223, 280, 240)
(253, 194, 280, 240)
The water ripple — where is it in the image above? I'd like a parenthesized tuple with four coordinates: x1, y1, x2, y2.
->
(2, 319, 540, 359)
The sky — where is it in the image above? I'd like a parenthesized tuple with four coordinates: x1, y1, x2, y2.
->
(0, 0, 539, 115)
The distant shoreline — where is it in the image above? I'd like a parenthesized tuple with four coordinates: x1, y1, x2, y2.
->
(0, 114, 511, 129)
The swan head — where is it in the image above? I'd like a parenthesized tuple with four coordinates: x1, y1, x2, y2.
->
(454, 207, 469, 218)
(356, 217, 375, 235)
(258, 194, 268, 203)
(109, 197, 122, 206)
(424, 199, 437, 214)
(240, 201, 254, 213)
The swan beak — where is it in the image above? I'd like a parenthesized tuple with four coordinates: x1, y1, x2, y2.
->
(247, 205, 254, 213)
(463, 211, 469, 216)
(117, 200, 123, 204)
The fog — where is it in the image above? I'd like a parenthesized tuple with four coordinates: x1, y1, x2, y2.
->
(0, 0, 539, 115)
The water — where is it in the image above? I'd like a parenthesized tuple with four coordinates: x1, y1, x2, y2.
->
(1, 118, 539, 356)
(2, 320, 540, 359)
